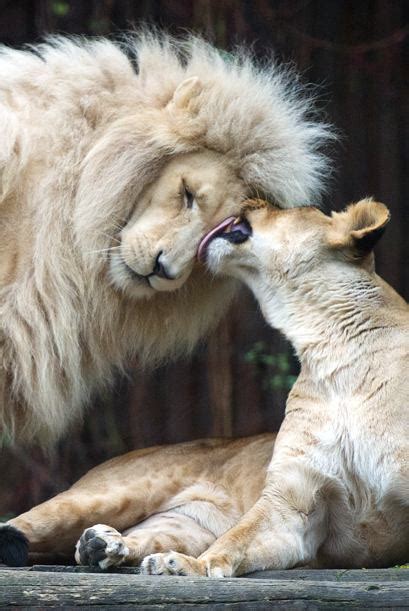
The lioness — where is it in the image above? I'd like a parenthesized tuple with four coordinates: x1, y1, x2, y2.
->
(1, 198, 408, 572)
(0, 32, 332, 444)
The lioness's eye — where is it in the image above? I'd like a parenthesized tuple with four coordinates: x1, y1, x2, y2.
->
(182, 181, 195, 209)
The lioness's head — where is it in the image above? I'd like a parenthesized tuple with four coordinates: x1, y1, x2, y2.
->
(109, 149, 246, 299)
(203, 198, 390, 290)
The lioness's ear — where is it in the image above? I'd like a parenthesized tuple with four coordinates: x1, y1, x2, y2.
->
(168, 76, 202, 110)
(329, 198, 390, 257)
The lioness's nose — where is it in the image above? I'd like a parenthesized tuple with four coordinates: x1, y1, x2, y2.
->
(153, 251, 173, 280)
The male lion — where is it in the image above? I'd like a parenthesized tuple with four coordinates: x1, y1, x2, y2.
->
(0, 33, 332, 444)
(1, 199, 408, 571)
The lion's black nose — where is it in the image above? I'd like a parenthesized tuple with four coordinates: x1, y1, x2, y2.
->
(153, 251, 173, 280)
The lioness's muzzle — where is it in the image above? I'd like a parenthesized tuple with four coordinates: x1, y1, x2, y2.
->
(197, 216, 252, 262)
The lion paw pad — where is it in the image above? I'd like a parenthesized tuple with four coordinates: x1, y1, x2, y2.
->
(75, 524, 129, 569)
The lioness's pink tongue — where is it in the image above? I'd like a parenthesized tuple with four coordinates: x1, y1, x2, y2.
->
(197, 216, 237, 263)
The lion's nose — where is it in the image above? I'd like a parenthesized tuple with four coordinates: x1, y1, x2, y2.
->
(153, 251, 173, 280)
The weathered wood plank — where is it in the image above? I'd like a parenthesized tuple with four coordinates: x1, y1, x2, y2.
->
(248, 568, 409, 582)
(20, 564, 409, 582)
(0, 568, 408, 608)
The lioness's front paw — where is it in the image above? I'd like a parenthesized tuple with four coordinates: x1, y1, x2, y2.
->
(201, 554, 234, 578)
(75, 524, 129, 569)
(140, 551, 206, 576)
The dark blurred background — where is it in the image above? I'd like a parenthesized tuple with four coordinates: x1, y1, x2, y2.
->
(0, 0, 408, 518)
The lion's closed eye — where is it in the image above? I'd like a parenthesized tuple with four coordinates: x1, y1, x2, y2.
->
(181, 180, 196, 209)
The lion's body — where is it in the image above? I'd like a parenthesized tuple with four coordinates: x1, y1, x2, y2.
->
(8, 434, 275, 565)
(0, 33, 332, 443)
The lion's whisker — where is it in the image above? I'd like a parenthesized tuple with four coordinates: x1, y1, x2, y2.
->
(94, 232, 122, 245)
(110, 223, 124, 232)
(87, 245, 122, 255)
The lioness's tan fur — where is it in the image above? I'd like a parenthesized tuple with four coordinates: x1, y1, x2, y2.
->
(4, 199, 408, 572)
(0, 32, 332, 444)
(149, 198, 408, 575)
(8, 435, 276, 566)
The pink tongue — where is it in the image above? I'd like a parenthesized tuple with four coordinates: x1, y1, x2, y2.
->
(197, 216, 237, 263)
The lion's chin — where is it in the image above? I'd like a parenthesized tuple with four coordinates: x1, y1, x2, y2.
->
(108, 257, 154, 300)
(112, 277, 157, 300)
(148, 270, 191, 293)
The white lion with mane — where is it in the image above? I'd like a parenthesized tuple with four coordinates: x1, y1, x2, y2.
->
(0, 32, 333, 444)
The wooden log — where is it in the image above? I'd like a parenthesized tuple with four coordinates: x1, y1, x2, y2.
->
(0, 567, 408, 608)
(22, 565, 409, 582)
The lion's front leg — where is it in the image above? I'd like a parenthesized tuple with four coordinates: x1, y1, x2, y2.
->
(142, 469, 329, 578)
(141, 502, 268, 578)
(78, 511, 217, 570)
(1, 483, 152, 565)
(6, 488, 130, 557)
(141, 504, 267, 577)
(141, 550, 241, 577)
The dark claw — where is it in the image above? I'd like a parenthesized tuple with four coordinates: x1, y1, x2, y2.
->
(88, 547, 109, 566)
(87, 536, 107, 552)
(83, 528, 96, 541)
(79, 547, 89, 565)
(79, 532, 108, 567)
(148, 557, 162, 574)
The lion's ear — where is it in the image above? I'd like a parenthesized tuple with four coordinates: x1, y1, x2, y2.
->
(168, 76, 202, 111)
(328, 198, 390, 258)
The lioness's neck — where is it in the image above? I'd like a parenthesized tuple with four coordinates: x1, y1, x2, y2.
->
(249, 262, 407, 376)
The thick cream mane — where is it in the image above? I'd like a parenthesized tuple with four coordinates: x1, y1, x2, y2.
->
(0, 32, 334, 443)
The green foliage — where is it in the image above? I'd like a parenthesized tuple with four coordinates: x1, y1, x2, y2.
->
(0, 513, 15, 522)
(51, 1, 70, 17)
(244, 341, 297, 392)
(89, 18, 110, 35)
